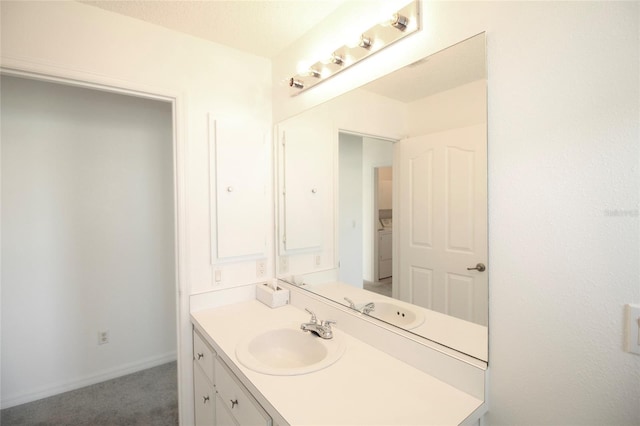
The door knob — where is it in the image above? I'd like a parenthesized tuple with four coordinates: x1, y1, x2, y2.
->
(467, 263, 486, 272)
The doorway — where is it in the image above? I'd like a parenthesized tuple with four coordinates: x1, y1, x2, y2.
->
(338, 131, 395, 296)
(1, 75, 178, 412)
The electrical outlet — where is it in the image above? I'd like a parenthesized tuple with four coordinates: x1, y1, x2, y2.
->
(256, 260, 266, 278)
(315, 255, 321, 266)
(625, 304, 640, 355)
(214, 269, 222, 283)
(98, 330, 109, 345)
(279, 256, 289, 273)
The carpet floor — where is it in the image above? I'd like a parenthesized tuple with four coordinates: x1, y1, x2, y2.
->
(364, 277, 393, 297)
(1, 362, 179, 426)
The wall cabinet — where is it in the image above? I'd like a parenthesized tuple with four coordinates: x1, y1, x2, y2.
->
(193, 328, 271, 426)
(208, 116, 268, 262)
(276, 109, 333, 255)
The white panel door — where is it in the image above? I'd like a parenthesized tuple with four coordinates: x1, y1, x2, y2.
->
(398, 123, 487, 325)
(211, 117, 267, 260)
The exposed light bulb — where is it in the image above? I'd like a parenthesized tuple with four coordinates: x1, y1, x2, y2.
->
(390, 13, 409, 31)
(330, 54, 344, 66)
(289, 78, 304, 89)
(322, 53, 344, 66)
(296, 60, 312, 75)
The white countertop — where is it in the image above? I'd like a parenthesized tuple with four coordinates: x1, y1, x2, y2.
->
(192, 300, 483, 426)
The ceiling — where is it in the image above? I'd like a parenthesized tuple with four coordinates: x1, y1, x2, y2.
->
(361, 33, 486, 103)
(80, 1, 485, 102)
(80, 0, 345, 59)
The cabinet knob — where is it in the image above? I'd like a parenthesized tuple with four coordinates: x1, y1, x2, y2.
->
(202, 395, 210, 404)
(227, 186, 234, 192)
(311, 188, 317, 194)
(196, 352, 204, 360)
(230, 399, 239, 408)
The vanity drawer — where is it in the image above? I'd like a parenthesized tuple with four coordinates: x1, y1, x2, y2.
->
(215, 394, 238, 426)
(215, 358, 271, 426)
(194, 361, 215, 426)
(194, 329, 215, 382)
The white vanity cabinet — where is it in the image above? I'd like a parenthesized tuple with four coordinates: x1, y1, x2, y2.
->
(193, 328, 272, 426)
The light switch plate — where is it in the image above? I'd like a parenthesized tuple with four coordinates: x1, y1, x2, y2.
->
(279, 256, 289, 273)
(624, 304, 640, 355)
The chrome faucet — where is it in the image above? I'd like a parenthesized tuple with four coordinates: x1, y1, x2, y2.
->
(300, 308, 335, 339)
(343, 297, 375, 315)
(362, 302, 375, 315)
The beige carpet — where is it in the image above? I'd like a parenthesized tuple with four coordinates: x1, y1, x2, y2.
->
(364, 277, 392, 297)
(1, 362, 178, 426)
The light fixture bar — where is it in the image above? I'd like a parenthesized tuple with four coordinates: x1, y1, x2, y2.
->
(288, 0, 420, 96)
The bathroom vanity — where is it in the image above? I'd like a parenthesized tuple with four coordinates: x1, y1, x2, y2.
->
(191, 283, 487, 426)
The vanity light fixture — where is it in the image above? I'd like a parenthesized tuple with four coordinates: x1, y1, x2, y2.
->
(288, 0, 420, 95)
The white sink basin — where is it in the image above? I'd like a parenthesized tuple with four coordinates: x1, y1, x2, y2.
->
(366, 301, 425, 330)
(235, 326, 346, 376)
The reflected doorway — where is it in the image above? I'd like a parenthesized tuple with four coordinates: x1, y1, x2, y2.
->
(338, 132, 395, 296)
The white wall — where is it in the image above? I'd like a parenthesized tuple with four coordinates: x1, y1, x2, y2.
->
(338, 133, 363, 286)
(1, 2, 272, 422)
(1, 76, 176, 407)
(273, 1, 640, 425)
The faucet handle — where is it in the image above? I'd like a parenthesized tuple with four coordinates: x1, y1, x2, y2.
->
(305, 308, 317, 323)
(362, 302, 375, 314)
(344, 297, 356, 309)
(321, 319, 336, 329)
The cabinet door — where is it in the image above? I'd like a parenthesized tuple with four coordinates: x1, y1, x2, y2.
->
(215, 358, 271, 426)
(277, 110, 333, 254)
(209, 116, 267, 261)
(215, 395, 238, 426)
(194, 363, 215, 426)
(193, 330, 215, 382)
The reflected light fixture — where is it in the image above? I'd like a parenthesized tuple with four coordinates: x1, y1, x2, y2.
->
(329, 53, 344, 66)
(390, 13, 409, 31)
(358, 35, 373, 50)
(288, 0, 420, 95)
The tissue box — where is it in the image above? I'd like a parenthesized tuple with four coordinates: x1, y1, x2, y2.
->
(256, 282, 290, 308)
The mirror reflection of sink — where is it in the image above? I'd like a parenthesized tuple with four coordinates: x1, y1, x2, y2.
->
(235, 326, 346, 376)
(361, 301, 425, 330)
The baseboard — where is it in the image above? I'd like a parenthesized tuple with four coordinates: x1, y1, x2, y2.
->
(1, 351, 177, 410)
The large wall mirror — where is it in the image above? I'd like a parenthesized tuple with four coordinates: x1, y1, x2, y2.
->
(276, 33, 488, 362)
